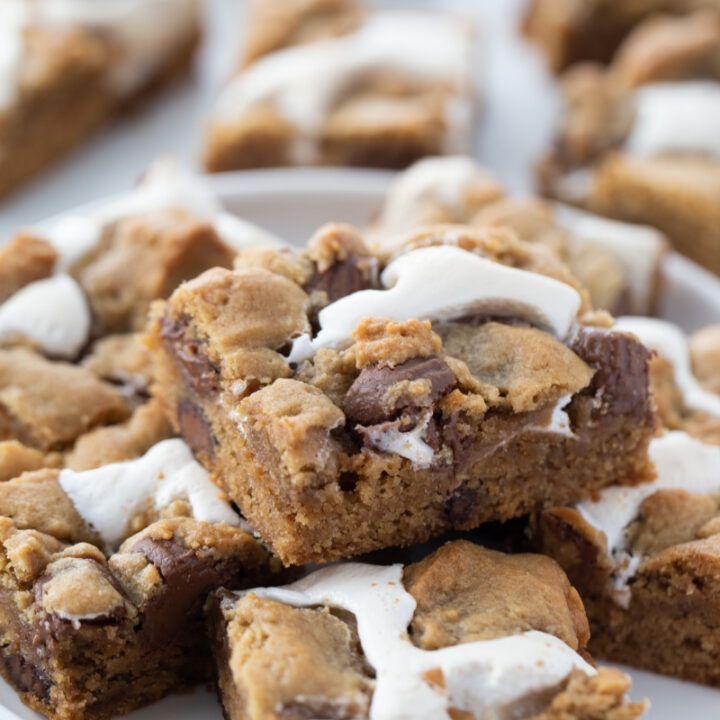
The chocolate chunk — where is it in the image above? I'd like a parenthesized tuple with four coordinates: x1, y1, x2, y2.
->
(569, 327, 654, 429)
(3, 653, 51, 702)
(445, 487, 478, 525)
(130, 538, 241, 648)
(160, 314, 220, 393)
(177, 399, 215, 458)
(304, 255, 375, 303)
(440, 411, 470, 463)
(344, 357, 456, 426)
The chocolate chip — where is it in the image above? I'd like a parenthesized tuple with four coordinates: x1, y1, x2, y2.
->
(338, 471, 359, 492)
(129, 538, 240, 649)
(160, 314, 220, 393)
(304, 256, 376, 303)
(177, 399, 215, 458)
(2, 653, 51, 702)
(344, 357, 456, 426)
(445, 487, 477, 525)
(570, 327, 654, 430)
(439, 411, 470, 463)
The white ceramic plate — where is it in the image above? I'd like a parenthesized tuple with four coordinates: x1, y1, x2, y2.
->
(1, 170, 719, 719)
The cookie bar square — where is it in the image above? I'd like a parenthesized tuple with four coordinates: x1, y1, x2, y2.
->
(149, 223, 656, 565)
(209, 540, 646, 720)
(203, 3, 475, 171)
(0, 0, 201, 198)
(537, 11, 720, 274)
(522, 0, 720, 72)
(0, 437, 281, 720)
(531, 430, 720, 686)
(241, 0, 364, 67)
(528, 319, 720, 683)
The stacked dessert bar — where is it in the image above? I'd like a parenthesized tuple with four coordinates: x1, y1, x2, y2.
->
(531, 317, 720, 684)
(523, 0, 720, 71)
(0, 161, 656, 718)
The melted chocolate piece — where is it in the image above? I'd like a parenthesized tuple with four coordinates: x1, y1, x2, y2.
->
(344, 357, 456, 426)
(304, 256, 375, 303)
(570, 326, 653, 429)
(160, 314, 220, 394)
(2, 653, 51, 702)
(177, 399, 215, 458)
(130, 538, 241, 649)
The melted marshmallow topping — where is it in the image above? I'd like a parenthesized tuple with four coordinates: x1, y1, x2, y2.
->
(213, 11, 473, 163)
(364, 412, 436, 468)
(289, 245, 582, 363)
(576, 432, 720, 606)
(625, 81, 720, 159)
(242, 563, 594, 720)
(615, 316, 720, 418)
(0, 0, 199, 111)
(59, 438, 244, 550)
(0, 274, 90, 359)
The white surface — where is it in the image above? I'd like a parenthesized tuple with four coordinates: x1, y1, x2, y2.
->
(245, 564, 594, 720)
(0, 0, 718, 718)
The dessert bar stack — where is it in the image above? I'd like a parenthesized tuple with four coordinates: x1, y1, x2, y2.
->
(0, 159, 657, 719)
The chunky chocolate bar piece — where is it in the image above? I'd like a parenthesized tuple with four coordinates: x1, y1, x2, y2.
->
(209, 540, 646, 720)
(149, 223, 656, 565)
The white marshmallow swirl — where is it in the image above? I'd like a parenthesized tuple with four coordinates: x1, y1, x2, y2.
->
(59, 438, 243, 550)
(576, 431, 720, 606)
(289, 245, 582, 363)
(241, 562, 595, 720)
(213, 11, 474, 164)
